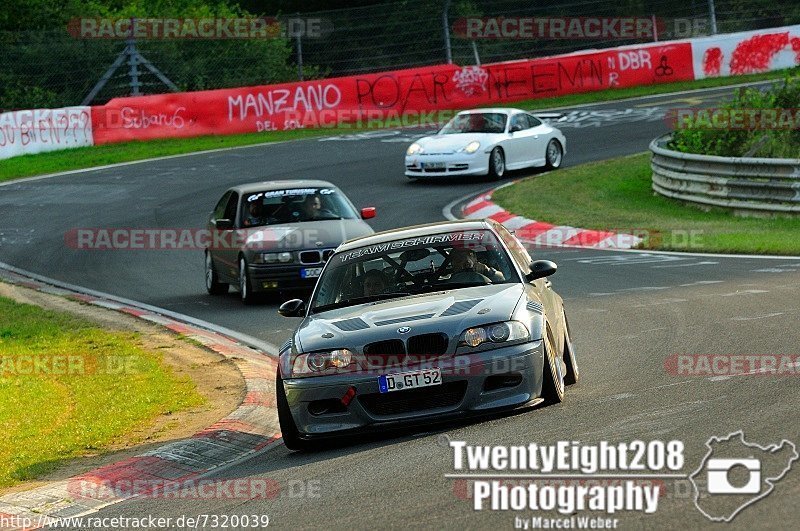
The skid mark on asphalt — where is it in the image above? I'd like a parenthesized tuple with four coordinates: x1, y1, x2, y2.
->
(600, 381, 696, 400)
(589, 286, 669, 297)
(752, 266, 800, 273)
(718, 289, 769, 297)
(680, 280, 724, 287)
(0, 229, 36, 246)
(707, 360, 800, 381)
(731, 312, 784, 321)
(631, 299, 687, 308)
(579, 400, 715, 438)
(651, 261, 719, 268)
(585, 279, 731, 299)
(610, 393, 635, 400)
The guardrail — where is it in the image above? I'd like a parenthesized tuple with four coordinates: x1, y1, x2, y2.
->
(650, 134, 800, 215)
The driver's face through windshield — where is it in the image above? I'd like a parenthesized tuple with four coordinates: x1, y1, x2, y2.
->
(241, 188, 357, 227)
(311, 230, 518, 312)
(450, 248, 477, 272)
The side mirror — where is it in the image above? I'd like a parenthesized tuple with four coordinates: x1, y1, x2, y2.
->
(526, 260, 557, 281)
(278, 298, 306, 317)
(215, 218, 233, 230)
(361, 207, 376, 219)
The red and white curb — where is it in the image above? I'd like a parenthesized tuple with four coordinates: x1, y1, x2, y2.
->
(0, 265, 282, 530)
(462, 187, 643, 249)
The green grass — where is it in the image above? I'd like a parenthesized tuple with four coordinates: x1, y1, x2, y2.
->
(492, 153, 800, 255)
(0, 71, 791, 183)
(0, 128, 350, 183)
(0, 295, 203, 488)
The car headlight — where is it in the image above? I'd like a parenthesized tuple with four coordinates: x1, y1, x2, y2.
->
(292, 349, 356, 377)
(460, 140, 481, 154)
(406, 143, 423, 156)
(457, 321, 530, 352)
(253, 252, 293, 264)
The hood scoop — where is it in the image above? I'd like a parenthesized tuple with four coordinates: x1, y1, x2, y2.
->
(374, 313, 435, 327)
(441, 299, 482, 317)
(333, 317, 370, 331)
(526, 301, 543, 314)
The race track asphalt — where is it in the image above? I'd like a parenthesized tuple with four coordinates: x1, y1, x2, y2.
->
(1, 83, 798, 529)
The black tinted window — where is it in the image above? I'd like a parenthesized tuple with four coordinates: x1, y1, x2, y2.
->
(223, 193, 238, 221)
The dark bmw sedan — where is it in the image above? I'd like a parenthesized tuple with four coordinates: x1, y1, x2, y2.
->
(275, 219, 579, 450)
(204, 180, 375, 303)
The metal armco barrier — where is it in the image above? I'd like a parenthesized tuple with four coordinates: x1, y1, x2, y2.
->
(650, 135, 800, 215)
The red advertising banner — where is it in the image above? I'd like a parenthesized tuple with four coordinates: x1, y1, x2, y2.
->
(91, 41, 693, 145)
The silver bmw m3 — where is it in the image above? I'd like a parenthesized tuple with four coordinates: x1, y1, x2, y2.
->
(276, 218, 579, 450)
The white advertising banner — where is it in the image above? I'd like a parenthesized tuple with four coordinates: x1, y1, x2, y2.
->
(0, 106, 93, 160)
(691, 25, 800, 80)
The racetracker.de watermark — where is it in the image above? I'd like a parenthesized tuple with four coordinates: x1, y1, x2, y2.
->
(67, 17, 330, 39)
(452, 17, 710, 40)
(0, 354, 141, 376)
(64, 227, 329, 251)
(668, 108, 800, 130)
(520, 228, 704, 250)
(665, 354, 800, 377)
(67, 478, 321, 500)
(89, 107, 460, 132)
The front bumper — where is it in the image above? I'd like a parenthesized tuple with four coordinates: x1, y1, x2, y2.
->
(248, 263, 320, 292)
(282, 340, 545, 439)
(404, 153, 489, 177)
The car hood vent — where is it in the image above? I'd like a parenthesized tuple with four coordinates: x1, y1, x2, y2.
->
(441, 299, 482, 316)
(333, 317, 370, 331)
(526, 300, 543, 314)
(374, 313, 435, 326)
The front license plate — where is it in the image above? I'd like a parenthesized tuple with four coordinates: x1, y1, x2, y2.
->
(421, 162, 445, 170)
(378, 368, 442, 393)
(300, 267, 323, 278)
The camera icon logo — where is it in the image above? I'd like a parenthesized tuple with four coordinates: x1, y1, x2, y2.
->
(690, 431, 798, 522)
(706, 458, 761, 494)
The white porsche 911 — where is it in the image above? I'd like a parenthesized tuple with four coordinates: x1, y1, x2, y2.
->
(404, 108, 566, 179)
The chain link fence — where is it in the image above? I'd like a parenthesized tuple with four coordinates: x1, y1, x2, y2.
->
(1, 0, 799, 110)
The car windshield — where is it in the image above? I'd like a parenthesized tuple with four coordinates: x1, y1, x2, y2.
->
(240, 187, 358, 228)
(311, 229, 519, 313)
(440, 113, 507, 134)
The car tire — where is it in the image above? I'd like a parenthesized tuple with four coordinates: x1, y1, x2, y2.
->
(563, 314, 580, 385)
(544, 139, 563, 170)
(541, 326, 565, 404)
(238, 256, 256, 305)
(205, 251, 229, 295)
(488, 147, 505, 179)
(276, 370, 313, 452)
